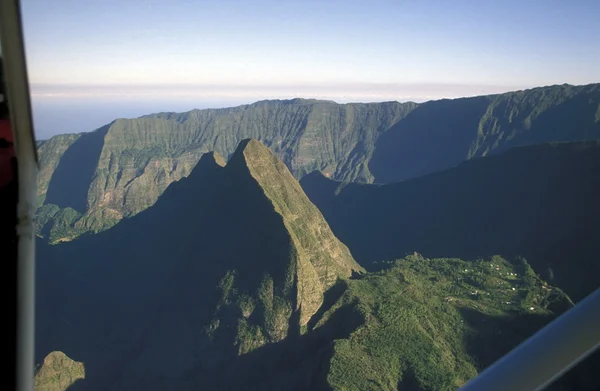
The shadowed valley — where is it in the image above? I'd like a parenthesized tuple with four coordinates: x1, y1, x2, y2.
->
(301, 140, 600, 302)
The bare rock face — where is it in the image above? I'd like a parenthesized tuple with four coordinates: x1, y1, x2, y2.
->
(234, 139, 363, 325)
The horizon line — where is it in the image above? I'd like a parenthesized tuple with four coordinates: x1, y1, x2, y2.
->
(29, 81, 557, 102)
(28, 81, 598, 108)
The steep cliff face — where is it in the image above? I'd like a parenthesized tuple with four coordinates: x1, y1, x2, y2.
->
(36, 133, 81, 206)
(34, 138, 599, 390)
(37, 99, 415, 240)
(370, 83, 600, 183)
(79, 100, 415, 221)
(36, 84, 600, 241)
(36, 139, 361, 390)
(233, 139, 362, 325)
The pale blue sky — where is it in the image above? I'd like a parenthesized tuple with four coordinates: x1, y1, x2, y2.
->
(20, 0, 600, 138)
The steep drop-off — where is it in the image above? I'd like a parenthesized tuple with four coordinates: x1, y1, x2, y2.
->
(302, 140, 600, 302)
(37, 83, 600, 241)
(35, 139, 597, 390)
(36, 139, 361, 390)
(38, 99, 414, 240)
(370, 83, 600, 183)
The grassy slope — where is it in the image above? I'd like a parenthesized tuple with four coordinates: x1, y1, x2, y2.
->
(177, 255, 579, 391)
(321, 254, 572, 391)
(34, 351, 85, 391)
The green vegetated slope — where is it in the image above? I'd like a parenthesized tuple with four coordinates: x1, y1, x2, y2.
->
(324, 255, 576, 391)
(37, 83, 600, 242)
(34, 351, 85, 391)
(35, 139, 597, 390)
(301, 140, 600, 302)
(36, 99, 415, 242)
(176, 254, 583, 391)
(35, 139, 361, 390)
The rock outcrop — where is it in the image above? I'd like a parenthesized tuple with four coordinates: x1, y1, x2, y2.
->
(34, 351, 85, 391)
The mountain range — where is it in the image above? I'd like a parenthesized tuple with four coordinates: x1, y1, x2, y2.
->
(36, 139, 361, 390)
(36, 138, 594, 391)
(36, 83, 600, 242)
(33, 83, 600, 390)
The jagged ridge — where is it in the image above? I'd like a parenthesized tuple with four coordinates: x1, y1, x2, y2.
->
(232, 139, 363, 324)
(36, 84, 600, 241)
(36, 139, 361, 390)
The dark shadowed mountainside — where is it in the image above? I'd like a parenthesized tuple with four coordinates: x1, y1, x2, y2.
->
(35, 139, 598, 391)
(302, 140, 600, 302)
(370, 83, 600, 183)
(36, 249, 589, 391)
(36, 139, 361, 390)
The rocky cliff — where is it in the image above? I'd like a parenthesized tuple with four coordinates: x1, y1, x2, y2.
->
(37, 84, 600, 241)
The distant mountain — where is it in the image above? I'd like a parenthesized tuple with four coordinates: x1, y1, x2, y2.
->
(36, 139, 362, 390)
(370, 83, 600, 183)
(301, 140, 600, 302)
(36, 83, 600, 242)
(36, 100, 415, 242)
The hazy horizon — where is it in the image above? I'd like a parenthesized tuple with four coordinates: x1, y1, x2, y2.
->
(31, 81, 596, 140)
(22, 0, 600, 138)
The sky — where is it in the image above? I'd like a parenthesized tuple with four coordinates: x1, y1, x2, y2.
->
(20, 0, 600, 138)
